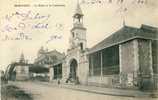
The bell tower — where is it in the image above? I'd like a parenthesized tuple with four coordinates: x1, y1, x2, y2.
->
(69, 1, 87, 50)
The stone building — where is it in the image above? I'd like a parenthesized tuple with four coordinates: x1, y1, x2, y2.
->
(49, 3, 158, 90)
(49, 3, 89, 84)
(33, 47, 65, 81)
(34, 47, 65, 68)
(88, 24, 158, 89)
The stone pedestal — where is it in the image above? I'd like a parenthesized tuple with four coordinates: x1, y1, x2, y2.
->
(16, 65, 29, 81)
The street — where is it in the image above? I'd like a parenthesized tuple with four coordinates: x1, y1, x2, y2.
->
(9, 81, 157, 100)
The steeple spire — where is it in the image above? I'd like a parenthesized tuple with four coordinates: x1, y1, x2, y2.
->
(74, 0, 83, 16)
(39, 46, 45, 53)
(70, 1, 87, 50)
(19, 52, 25, 63)
(73, 0, 84, 27)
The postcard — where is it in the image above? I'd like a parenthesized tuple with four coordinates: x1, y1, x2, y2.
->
(0, 0, 158, 100)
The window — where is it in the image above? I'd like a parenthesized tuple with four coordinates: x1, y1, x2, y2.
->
(93, 52, 101, 75)
(89, 45, 119, 76)
(53, 64, 62, 79)
(72, 32, 75, 38)
(152, 40, 158, 74)
(102, 45, 119, 75)
(89, 52, 101, 76)
(80, 43, 83, 50)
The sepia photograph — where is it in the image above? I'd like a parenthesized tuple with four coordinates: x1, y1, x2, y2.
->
(0, 0, 158, 100)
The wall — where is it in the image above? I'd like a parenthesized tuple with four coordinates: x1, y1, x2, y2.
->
(49, 67, 54, 81)
(137, 39, 154, 90)
(138, 39, 153, 75)
(119, 39, 139, 74)
(119, 39, 139, 86)
(119, 38, 154, 90)
(88, 75, 119, 87)
(78, 53, 89, 85)
(61, 48, 89, 85)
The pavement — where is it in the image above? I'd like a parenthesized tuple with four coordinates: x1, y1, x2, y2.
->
(35, 81, 158, 98)
(9, 81, 158, 100)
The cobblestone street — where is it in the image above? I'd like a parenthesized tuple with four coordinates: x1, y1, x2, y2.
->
(10, 81, 157, 100)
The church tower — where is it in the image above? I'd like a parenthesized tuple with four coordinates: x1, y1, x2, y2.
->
(69, 1, 87, 50)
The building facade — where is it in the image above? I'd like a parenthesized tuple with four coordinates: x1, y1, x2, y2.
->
(88, 25, 158, 89)
(33, 47, 65, 81)
(49, 3, 158, 90)
(50, 3, 89, 84)
(34, 47, 65, 67)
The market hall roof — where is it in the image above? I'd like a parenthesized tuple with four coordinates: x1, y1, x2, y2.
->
(88, 24, 158, 54)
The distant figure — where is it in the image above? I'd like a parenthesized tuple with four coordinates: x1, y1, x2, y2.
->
(75, 76, 80, 84)
(58, 80, 60, 85)
(66, 79, 68, 83)
(66, 75, 71, 83)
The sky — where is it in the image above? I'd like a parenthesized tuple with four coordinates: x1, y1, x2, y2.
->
(0, 0, 158, 71)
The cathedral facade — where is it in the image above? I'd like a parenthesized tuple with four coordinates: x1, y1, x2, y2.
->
(50, 3, 89, 85)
